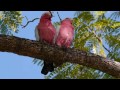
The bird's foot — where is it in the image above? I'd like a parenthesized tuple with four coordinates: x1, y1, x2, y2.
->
(62, 46, 67, 52)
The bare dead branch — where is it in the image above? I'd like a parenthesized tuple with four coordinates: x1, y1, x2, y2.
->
(21, 18, 39, 28)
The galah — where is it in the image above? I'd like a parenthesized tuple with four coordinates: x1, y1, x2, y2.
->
(35, 11, 56, 75)
(55, 18, 74, 48)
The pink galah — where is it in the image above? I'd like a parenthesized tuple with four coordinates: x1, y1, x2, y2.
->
(55, 18, 74, 48)
(35, 11, 56, 75)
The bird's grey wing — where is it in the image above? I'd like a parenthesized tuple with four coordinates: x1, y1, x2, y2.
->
(35, 25, 40, 41)
(53, 24, 60, 44)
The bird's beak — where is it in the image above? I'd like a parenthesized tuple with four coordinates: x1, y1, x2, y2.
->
(49, 11, 53, 17)
(70, 18, 73, 22)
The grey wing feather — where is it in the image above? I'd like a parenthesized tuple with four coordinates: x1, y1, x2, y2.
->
(53, 24, 60, 44)
(35, 25, 40, 41)
(70, 29, 75, 48)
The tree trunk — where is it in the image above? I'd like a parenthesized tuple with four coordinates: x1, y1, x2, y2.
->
(0, 34, 120, 78)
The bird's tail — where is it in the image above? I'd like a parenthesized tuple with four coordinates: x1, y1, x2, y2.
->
(41, 61, 54, 75)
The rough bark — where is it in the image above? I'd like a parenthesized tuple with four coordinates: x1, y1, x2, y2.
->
(0, 34, 120, 78)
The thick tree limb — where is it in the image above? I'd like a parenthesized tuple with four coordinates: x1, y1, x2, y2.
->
(0, 34, 120, 78)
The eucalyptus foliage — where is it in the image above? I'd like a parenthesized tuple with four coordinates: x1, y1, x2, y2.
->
(0, 11, 23, 35)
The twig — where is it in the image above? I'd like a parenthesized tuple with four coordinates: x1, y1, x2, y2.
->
(102, 44, 111, 53)
(21, 18, 39, 28)
(25, 16, 28, 21)
(57, 12, 62, 22)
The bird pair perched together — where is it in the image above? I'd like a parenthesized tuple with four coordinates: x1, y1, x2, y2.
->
(35, 11, 74, 75)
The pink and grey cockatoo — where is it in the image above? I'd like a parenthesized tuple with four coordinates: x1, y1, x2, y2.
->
(55, 18, 74, 48)
(35, 11, 56, 75)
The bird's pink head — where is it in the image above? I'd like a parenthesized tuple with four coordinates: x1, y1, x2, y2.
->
(62, 18, 73, 25)
(40, 11, 53, 20)
(61, 18, 74, 30)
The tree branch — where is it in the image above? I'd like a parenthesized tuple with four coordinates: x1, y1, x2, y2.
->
(0, 34, 120, 78)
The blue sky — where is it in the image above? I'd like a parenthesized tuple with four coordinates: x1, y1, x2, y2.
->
(0, 11, 75, 79)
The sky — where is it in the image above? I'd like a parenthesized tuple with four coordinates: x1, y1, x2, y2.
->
(0, 11, 75, 79)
